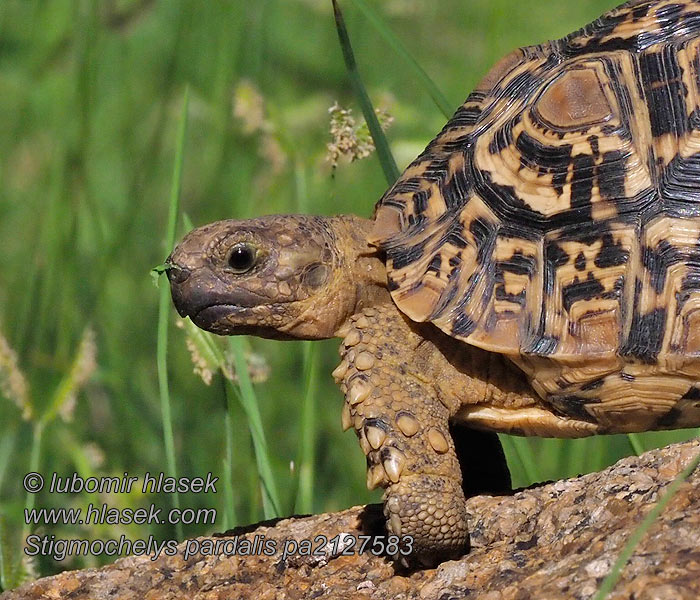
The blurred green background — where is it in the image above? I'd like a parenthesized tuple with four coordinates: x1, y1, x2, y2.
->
(0, 0, 697, 586)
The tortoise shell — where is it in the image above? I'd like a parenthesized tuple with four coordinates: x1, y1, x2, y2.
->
(370, 0, 700, 430)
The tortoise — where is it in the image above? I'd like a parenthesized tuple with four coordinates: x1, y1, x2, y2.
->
(167, 0, 700, 564)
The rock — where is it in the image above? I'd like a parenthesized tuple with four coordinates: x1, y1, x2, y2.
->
(3, 439, 699, 600)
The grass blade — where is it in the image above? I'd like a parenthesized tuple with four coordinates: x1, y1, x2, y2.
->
(221, 375, 239, 530)
(0, 512, 10, 592)
(0, 431, 15, 494)
(626, 433, 644, 456)
(22, 422, 43, 542)
(177, 302, 238, 527)
(176, 300, 282, 520)
(295, 341, 318, 513)
(332, 0, 400, 186)
(156, 86, 190, 541)
(347, 0, 453, 119)
(0, 512, 22, 592)
(229, 338, 282, 518)
(501, 435, 541, 484)
(593, 446, 700, 599)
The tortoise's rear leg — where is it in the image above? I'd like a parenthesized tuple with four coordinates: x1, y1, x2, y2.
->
(335, 306, 482, 564)
(450, 424, 511, 497)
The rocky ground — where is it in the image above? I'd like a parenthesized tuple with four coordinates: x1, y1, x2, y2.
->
(3, 438, 699, 600)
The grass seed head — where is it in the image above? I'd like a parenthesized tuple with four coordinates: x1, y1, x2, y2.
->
(57, 327, 98, 423)
(0, 331, 31, 420)
(326, 102, 394, 168)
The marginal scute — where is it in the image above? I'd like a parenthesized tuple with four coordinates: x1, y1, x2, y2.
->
(395, 282, 443, 322)
(473, 48, 526, 93)
(369, 205, 403, 245)
(679, 309, 700, 356)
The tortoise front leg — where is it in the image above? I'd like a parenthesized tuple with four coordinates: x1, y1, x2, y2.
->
(334, 306, 471, 564)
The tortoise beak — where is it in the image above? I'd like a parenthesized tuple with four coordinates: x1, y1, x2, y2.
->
(165, 241, 225, 321)
(166, 242, 269, 332)
(164, 254, 192, 318)
(166, 260, 205, 319)
(165, 257, 192, 287)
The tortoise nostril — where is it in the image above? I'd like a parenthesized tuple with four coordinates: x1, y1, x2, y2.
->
(166, 263, 191, 285)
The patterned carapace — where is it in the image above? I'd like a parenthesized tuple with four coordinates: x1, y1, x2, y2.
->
(371, 0, 700, 431)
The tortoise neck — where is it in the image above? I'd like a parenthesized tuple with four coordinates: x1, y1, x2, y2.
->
(328, 215, 393, 336)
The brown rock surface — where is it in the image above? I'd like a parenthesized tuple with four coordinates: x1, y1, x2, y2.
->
(3, 439, 699, 600)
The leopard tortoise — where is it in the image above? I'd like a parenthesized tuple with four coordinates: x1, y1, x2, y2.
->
(167, 0, 700, 564)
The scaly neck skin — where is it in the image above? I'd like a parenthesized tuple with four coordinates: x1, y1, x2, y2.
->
(327, 215, 392, 337)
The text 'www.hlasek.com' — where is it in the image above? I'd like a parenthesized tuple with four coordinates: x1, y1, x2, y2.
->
(21, 471, 415, 562)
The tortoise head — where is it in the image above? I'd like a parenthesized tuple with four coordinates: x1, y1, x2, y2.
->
(167, 214, 388, 339)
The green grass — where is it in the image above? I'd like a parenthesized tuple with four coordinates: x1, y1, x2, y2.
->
(0, 0, 698, 589)
(332, 0, 399, 184)
(155, 85, 190, 542)
(346, 0, 454, 119)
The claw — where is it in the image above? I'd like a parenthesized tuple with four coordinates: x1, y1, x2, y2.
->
(348, 380, 371, 405)
(365, 425, 387, 449)
(366, 464, 386, 490)
(389, 512, 402, 536)
(355, 352, 375, 371)
(341, 403, 353, 431)
(332, 360, 349, 382)
(344, 329, 361, 347)
(383, 448, 405, 483)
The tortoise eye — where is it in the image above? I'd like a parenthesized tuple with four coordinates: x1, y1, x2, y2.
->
(228, 243, 257, 274)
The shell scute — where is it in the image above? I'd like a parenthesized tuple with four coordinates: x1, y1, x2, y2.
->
(371, 0, 700, 373)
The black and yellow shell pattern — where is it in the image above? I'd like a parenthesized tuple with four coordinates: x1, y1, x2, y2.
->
(370, 0, 700, 431)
